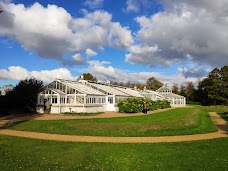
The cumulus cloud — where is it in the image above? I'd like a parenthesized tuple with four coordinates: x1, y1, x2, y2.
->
(126, 0, 228, 68)
(0, 63, 201, 86)
(0, 66, 77, 84)
(85, 48, 97, 57)
(80, 60, 191, 85)
(125, 0, 140, 13)
(178, 67, 208, 79)
(125, 44, 172, 67)
(0, 2, 133, 64)
(72, 53, 86, 64)
(84, 0, 103, 9)
(71, 10, 133, 50)
(124, 0, 152, 13)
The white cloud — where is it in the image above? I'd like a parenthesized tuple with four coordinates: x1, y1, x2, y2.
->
(124, 0, 152, 13)
(72, 53, 86, 64)
(125, 44, 172, 67)
(178, 67, 208, 79)
(0, 2, 74, 59)
(71, 10, 133, 50)
(84, 0, 103, 9)
(125, 0, 140, 13)
(85, 48, 97, 57)
(0, 63, 203, 86)
(0, 66, 28, 80)
(0, 66, 76, 84)
(126, 0, 228, 68)
(0, 2, 133, 64)
(80, 60, 193, 85)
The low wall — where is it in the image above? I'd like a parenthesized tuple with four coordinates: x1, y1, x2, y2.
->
(37, 104, 105, 114)
(171, 104, 186, 107)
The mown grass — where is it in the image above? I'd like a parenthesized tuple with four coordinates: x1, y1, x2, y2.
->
(195, 105, 228, 122)
(197, 105, 228, 114)
(0, 135, 228, 171)
(7, 108, 218, 136)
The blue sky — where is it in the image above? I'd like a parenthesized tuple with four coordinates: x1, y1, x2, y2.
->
(1, 0, 228, 87)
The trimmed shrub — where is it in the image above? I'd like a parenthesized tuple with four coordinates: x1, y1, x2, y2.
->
(118, 98, 170, 113)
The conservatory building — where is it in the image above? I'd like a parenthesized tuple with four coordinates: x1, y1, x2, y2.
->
(37, 79, 186, 114)
(157, 86, 186, 107)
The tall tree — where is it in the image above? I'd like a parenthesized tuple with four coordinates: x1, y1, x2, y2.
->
(172, 84, 179, 94)
(197, 66, 228, 105)
(220, 66, 228, 105)
(185, 82, 195, 102)
(3, 78, 43, 113)
(146, 77, 163, 90)
(82, 73, 97, 82)
(179, 85, 186, 97)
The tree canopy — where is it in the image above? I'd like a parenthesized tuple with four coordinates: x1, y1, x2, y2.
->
(81, 73, 97, 82)
(198, 66, 228, 105)
(0, 78, 43, 114)
(146, 77, 163, 90)
(172, 84, 179, 94)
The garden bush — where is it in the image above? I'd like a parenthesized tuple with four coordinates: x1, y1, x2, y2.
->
(118, 98, 170, 113)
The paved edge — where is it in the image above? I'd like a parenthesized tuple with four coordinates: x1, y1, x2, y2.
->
(0, 112, 227, 143)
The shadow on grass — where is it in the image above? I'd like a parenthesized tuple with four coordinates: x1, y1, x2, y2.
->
(216, 124, 228, 133)
(216, 113, 228, 134)
(218, 112, 228, 122)
(0, 113, 42, 129)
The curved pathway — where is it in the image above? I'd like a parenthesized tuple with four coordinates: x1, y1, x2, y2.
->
(0, 112, 227, 143)
(35, 108, 175, 120)
(0, 108, 174, 125)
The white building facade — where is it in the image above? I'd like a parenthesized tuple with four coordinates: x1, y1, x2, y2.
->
(157, 86, 186, 107)
(37, 79, 186, 114)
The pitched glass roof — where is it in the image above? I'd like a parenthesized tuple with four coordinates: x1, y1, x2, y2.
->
(114, 87, 144, 97)
(88, 82, 130, 96)
(141, 90, 165, 99)
(59, 80, 105, 95)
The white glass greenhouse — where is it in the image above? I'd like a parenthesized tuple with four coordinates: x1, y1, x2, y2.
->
(37, 79, 186, 114)
(157, 86, 186, 106)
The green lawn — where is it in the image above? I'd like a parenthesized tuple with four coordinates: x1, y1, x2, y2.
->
(0, 135, 228, 171)
(197, 105, 228, 113)
(195, 105, 228, 122)
(8, 108, 218, 136)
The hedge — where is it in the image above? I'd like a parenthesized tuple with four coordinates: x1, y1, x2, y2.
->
(118, 97, 171, 113)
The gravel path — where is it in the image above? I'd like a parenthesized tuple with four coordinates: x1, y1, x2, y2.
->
(0, 108, 174, 126)
(0, 112, 227, 143)
(35, 108, 175, 120)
